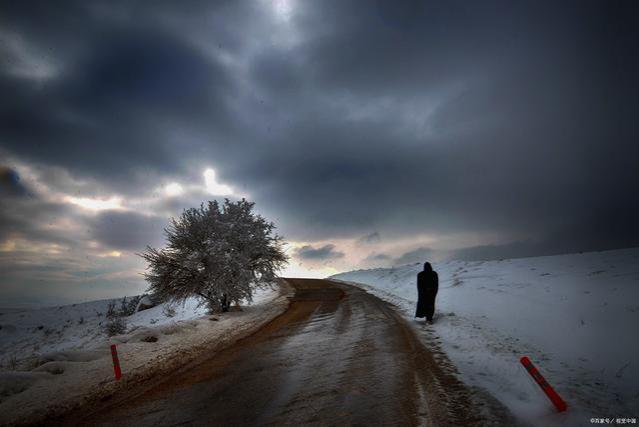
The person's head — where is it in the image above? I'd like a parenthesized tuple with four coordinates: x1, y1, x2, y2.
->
(423, 262, 432, 272)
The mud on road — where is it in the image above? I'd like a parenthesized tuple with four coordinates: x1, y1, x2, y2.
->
(62, 279, 513, 426)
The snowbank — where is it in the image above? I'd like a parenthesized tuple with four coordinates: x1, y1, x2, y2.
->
(331, 248, 639, 426)
(0, 284, 292, 426)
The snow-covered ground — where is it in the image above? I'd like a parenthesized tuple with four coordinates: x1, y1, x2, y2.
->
(0, 285, 291, 425)
(0, 296, 208, 370)
(331, 247, 639, 426)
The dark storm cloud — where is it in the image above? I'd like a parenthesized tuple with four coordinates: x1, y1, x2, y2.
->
(394, 247, 433, 266)
(235, 0, 639, 255)
(0, 166, 30, 197)
(295, 244, 344, 261)
(88, 211, 167, 251)
(0, 3, 237, 193)
(357, 232, 381, 245)
(1, 0, 639, 273)
(453, 215, 639, 261)
(0, 170, 78, 246)
(362, 253, 392, 267)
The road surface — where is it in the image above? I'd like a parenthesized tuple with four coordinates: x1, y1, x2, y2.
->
(65, 279, 510, 426)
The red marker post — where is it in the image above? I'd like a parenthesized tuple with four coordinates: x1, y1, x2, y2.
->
(110, 344, 122, 380)
(520, 356, 567, 412)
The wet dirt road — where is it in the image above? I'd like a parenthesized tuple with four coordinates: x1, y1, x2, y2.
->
(71, 279, 495, 426)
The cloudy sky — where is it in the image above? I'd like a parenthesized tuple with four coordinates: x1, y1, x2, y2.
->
(1, 1, 638, 306)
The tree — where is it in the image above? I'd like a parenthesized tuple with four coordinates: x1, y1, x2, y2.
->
(140, 199, 288, 312)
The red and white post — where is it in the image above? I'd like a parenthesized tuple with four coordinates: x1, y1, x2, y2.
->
(110, 344, 122, 380)
(520, 356, 567, 412)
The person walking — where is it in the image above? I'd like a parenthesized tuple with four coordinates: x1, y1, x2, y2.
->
(415, 262, 438, 322)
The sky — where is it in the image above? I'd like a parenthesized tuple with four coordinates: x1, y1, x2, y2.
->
(1, 0, 638, 306)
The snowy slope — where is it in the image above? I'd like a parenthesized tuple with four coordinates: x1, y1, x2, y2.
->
(0, 297, 200, 369)
(331, 248, 639, 426)
(0, 285, 289, 425)
(0, 289, 274, 370)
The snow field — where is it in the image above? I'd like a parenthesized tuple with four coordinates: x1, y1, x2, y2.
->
(331, 248, 639, 426)
(0, 284, 291, 425)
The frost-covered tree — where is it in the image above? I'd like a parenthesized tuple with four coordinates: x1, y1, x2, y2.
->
(140, 199, 288, 312)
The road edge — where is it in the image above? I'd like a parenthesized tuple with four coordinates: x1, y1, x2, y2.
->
(3, 281, 295, 427)
(330, 278, 520, 426)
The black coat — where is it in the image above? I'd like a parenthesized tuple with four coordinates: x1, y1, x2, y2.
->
(415, 269, 438, 319)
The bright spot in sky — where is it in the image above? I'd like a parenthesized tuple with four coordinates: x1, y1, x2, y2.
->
(0, 239, 17, 252)
(272, 0, 293, 21)
(164, 182, 184, 197)
(66, 196, 123, 211)
(204, 168, 233, 196)
(281, 262, 337, 279)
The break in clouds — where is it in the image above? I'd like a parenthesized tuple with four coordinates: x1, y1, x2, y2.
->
(1, 1, 638, 305)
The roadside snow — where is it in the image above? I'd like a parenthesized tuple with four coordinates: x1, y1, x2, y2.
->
(331, 248, 639, 426)
(0, 284, 291, 425)
(0, 289, 279, 370)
